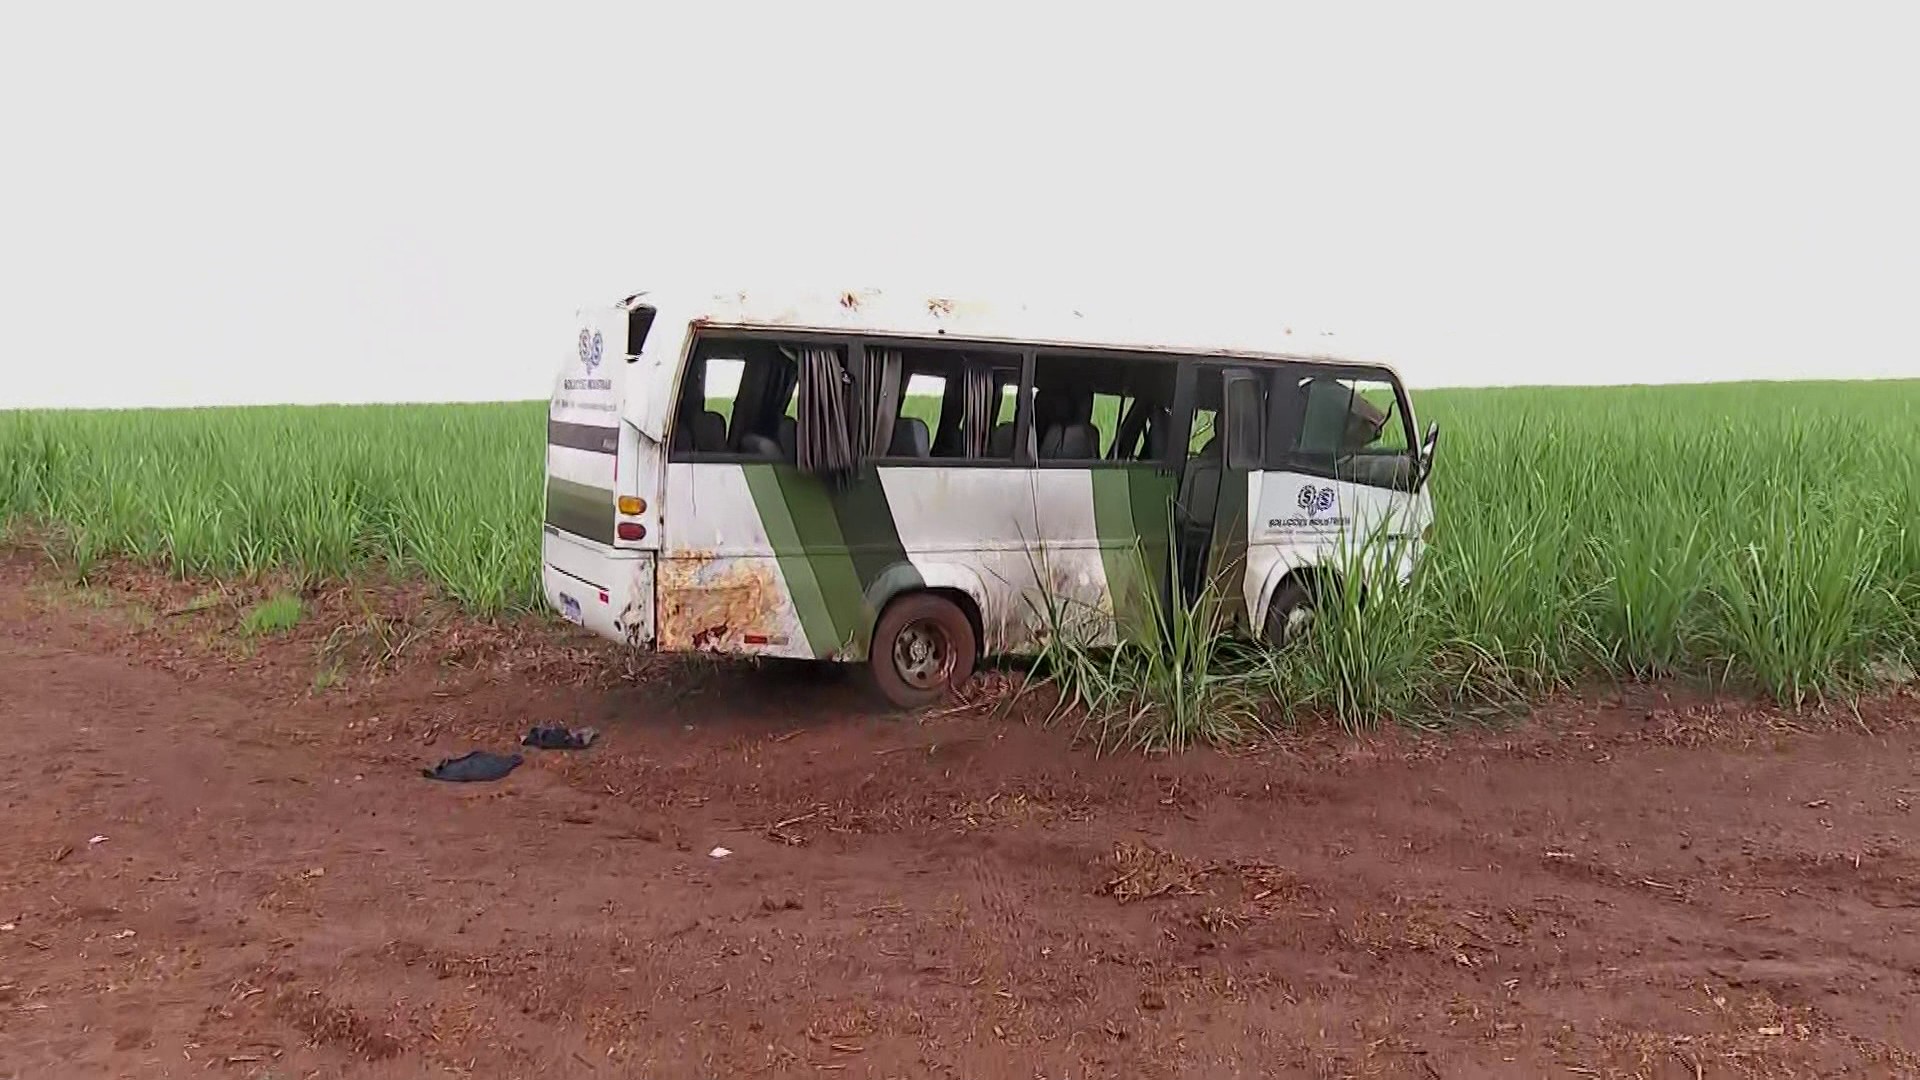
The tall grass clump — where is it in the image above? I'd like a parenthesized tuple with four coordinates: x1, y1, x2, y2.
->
(1023, 543, 1268, 752)
(1256, 533, 1482, 732)
(0, 403, 545, 615)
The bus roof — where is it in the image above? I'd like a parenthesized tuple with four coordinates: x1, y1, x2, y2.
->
(615, 286, 1404, 376)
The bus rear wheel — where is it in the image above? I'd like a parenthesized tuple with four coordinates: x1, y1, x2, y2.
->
(869, 593, 977, 709)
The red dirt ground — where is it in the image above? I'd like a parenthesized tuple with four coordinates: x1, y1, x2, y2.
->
(2, 557, 1918, 1079)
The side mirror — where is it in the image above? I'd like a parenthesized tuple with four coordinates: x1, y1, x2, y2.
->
(1418, 422, 1440, 484)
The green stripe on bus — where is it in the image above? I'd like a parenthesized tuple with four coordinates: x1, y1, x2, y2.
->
(829, 470, 919, 607)
(1208, 470, 1252, 628)
(761, 468, 869, 657)
(1127, 468, 1177, 635)
(544, 477, 615, 545)
(742, 464, 839, 657)
(1090, 469, 1176, 643)
(1088, 470, 1145, 640)
(747, 466, 922, 659)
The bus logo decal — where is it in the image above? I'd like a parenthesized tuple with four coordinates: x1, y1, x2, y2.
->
(578, 328, 604, 374)
(1297, 484, 1337, 517)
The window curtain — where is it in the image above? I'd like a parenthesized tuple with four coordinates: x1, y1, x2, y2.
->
(857, 346, 904, 458)
(962, 364, 995, 459)
(792, 346, 856, 478)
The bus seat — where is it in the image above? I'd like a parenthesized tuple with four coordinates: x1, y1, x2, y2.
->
(695, 411, 727, 452)
(987, 422, 1016, 457)
(1053, 425, 1099, 459)
(889, 417, 931, 458)
(1142, 406, 1171, 461)
(740, 433, 783, 459)
(1179, 463, 1220, 528)
(1177, 435, 1222, 527)
(777, 417, 798, 461)
(1032, 390, 1064, 456)
(1043, 390, 1100, 459)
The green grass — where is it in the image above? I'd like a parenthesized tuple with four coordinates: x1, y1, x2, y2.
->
(239, 592, 304, 636)
(0, 404, 543, 615)
(1415, 382, 1918, 706)
(3, 380, 1917, 720)
(1024, 541, 1270, 752)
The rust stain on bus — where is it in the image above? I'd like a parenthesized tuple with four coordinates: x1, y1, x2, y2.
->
(620, 559, 652, 648)
(656, 551, 782, 652)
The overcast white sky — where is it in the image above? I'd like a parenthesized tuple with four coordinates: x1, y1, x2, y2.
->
(4, 2, 1916, 409)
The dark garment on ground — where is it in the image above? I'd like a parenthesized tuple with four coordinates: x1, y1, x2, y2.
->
(522, 725, 598, 750)
(422, 751, 523, 782)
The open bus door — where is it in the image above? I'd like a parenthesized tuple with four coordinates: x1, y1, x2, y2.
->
(1173, 365, 1265, 628)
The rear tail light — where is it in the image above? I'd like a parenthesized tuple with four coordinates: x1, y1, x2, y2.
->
(617, 496, 646, 515)
(617, 522, 646, 542)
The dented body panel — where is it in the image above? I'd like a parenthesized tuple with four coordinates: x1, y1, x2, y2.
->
(654, 463, 812, 655)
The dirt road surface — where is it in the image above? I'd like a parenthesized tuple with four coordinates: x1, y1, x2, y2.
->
(2, 563, 1917, 1078)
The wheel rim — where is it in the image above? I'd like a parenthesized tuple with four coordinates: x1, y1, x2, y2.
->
(892, 617, 954, 690)
(1282, 605, 1315, 642)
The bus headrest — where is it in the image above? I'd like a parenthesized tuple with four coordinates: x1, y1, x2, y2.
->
(889, 417, 930, 458)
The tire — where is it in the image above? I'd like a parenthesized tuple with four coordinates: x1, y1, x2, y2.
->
(868, 592, 978, 709)
(1262, 577, 1321, 649)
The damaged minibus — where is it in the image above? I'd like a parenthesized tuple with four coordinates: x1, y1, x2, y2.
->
(542, 288, 1439, 707)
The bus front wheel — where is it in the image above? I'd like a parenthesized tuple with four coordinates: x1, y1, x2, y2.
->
(869, 593, 977, 709)
(1263, 577, 1322, 648)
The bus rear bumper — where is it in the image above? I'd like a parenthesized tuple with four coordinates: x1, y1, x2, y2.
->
(541, 528, 655, 648)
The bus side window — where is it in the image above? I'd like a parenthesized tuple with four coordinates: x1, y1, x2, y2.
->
(1189, 408, 1218, 454)
(871, 346, 1023, 464)
(1286, 372, 1415, 488)
(1318, 377, 1408, 456)
(674, 333, 837, 464)
(1031, 352, 1175, 464)
(671, 354, 741, 454)
(1350, 381, 1410, 455)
